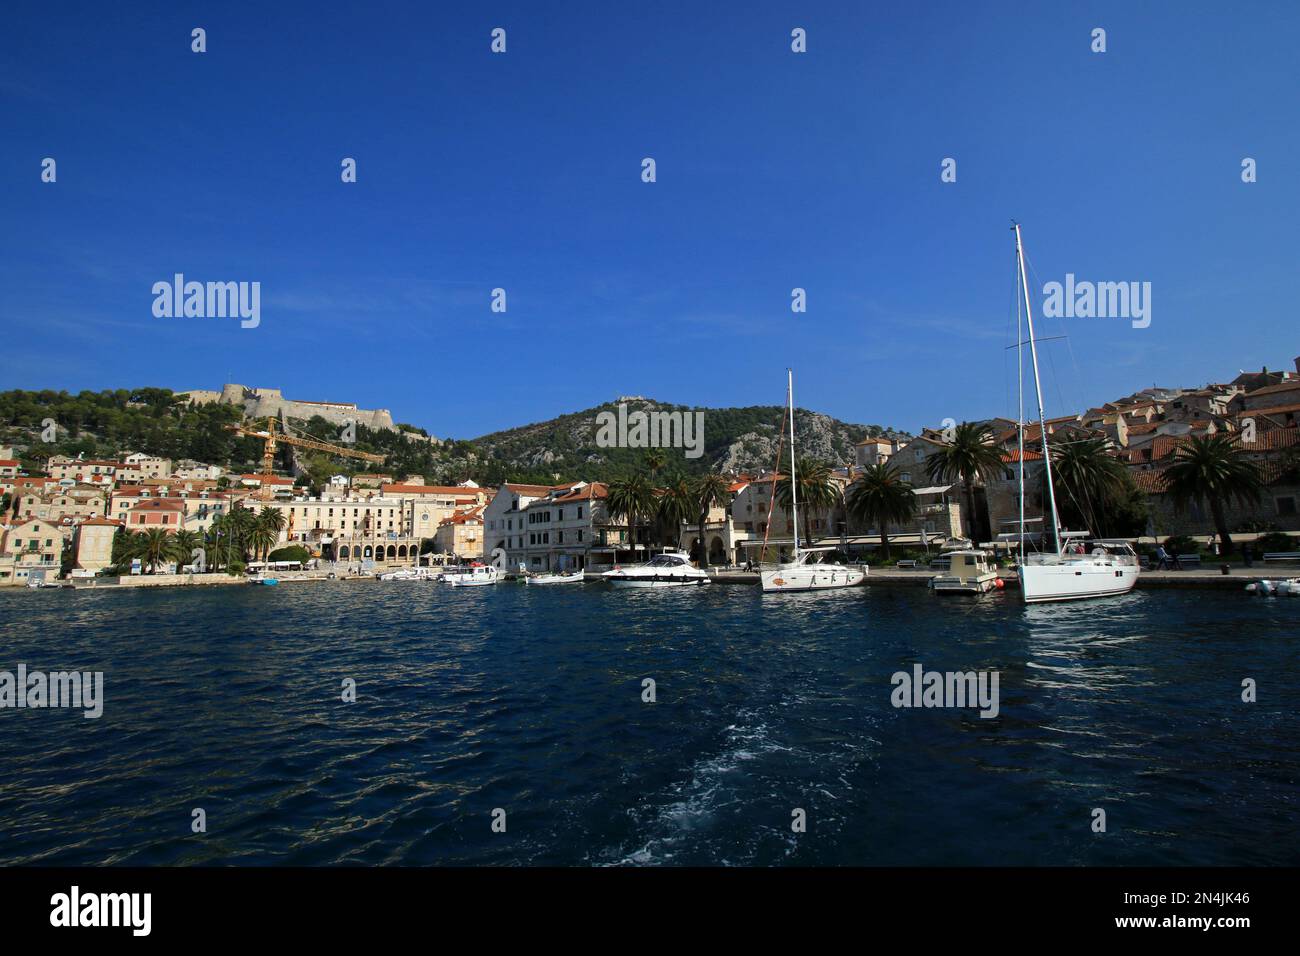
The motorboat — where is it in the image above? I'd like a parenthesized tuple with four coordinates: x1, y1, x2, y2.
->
(758, 369, 866, 593)
(930, 549, 1002, 595)
(1007, 223, 1139, 604)
(377, 566, 435, 581)
(601, 551, 711, 588)
(526, 570, 586, 585)
(441, 564, 500, 587)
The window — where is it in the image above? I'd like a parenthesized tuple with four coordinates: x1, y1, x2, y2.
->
(1278, 496, 1297, 517)
(577, 506, 583, 519)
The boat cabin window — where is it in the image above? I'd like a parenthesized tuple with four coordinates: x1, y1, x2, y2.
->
(649, 554, 685, 567)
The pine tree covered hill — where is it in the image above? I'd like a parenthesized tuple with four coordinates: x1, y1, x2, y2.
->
(0, 389, 906, 486)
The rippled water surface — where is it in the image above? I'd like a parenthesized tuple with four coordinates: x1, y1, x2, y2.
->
(1, 582, 1296, 865)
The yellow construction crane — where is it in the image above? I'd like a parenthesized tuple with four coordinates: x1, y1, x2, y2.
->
(226, 417, 386, 500)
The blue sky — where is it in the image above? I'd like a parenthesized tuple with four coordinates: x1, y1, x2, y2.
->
(3, 1, 1297, 439)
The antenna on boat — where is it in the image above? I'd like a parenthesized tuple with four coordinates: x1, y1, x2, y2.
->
(1013, 223, 1062, 556)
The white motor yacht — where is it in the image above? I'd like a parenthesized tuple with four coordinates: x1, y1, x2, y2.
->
(601, 551, 711, 588)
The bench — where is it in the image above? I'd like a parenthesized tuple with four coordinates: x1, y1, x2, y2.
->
(1262, 552, 1300, 563)
(896, 559, 919, 569)
(1177, 554, 1201, 569)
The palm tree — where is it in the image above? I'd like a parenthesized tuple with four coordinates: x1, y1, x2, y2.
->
(1041, 436, 1137, 538)
(1162, 433, 1264, 555)
(776, 457, 837, 545)
(925, 423, 1003, 542)
(226, 504, 257, 561)
(656, 474, 695, 554)
(605, 471, 655, 562)
(137, 528, 175, 574)
(846, 462, 917, 560)
(643, 449, 667, 477)
(255, 507, 286, 562)
(692, 472, 733, 569)
(173, 529, 203, 570)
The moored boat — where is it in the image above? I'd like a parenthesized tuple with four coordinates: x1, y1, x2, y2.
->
(442, 564, 500, 587)
(758, 369, 866, 593)
(930, 549, 1002, 595)
(526, 570, 586, 585)
(1008, 223, 1139, 604)
(601, 551, 710, 588)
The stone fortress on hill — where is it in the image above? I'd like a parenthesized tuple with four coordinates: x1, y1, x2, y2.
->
(179, 384, 397, 432)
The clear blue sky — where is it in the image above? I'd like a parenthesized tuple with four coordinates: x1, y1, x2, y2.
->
(3, 1, 1297, 438)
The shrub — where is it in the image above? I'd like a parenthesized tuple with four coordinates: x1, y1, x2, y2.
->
(1252, 531, 1298, 554)
(226, 559, 245, 577)
(267, 545, 310, 564)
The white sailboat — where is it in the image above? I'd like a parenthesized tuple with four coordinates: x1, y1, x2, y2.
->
(1010, 223, 1140, 603)
(760, 370, 867, 593)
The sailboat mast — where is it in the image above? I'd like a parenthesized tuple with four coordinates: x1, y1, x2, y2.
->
(1013, 223, 1062, 555)
(787, 368, 800, 559)
(1015, 245, 1026, 558)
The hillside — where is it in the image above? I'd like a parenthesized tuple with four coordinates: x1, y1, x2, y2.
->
(0, 389, 907, 486)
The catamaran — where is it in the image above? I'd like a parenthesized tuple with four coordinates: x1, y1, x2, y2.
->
(759, 370, 867, 593)
(1010, 223, 1140, 603)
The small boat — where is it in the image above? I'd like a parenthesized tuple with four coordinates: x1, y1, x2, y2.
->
(601, 551, 711, 588)
(758, 369, 866, 593)
(377, 566, 434, 581)
(252, 576, 279, 586)
(931, 549, 1002, 595)
(442, 564, 500, 587)
(1246, 578, 1300, 596)
(526, 570, 586, 585)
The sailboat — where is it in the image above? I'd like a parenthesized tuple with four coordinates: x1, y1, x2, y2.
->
(759, 370, 867, 593)
(1010, 223, 1140, 603)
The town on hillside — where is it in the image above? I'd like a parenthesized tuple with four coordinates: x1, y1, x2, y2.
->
(2, 357, 1297, 586)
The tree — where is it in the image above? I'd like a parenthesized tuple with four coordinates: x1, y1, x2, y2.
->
(1044, 437, 1128, 537)
(776, 457, 837, 545)
(173, 529, 203, 570)
(606, 471, 655, 562)
(136, 528, 176, 573)
(846, 462, 917, 560)
(925, 423, 1003, 542)
(692, 472, 733, 569)
(656, 474, 695, 553)
(255, 507, 286, 562)
(1162, 433, 1264, 556)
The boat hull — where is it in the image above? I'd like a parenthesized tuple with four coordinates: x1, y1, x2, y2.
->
(760, 566, 866, 592)
(931, 575, 999, 595)
(605, 575, 710, 588)
(1018, 561, 1138, 603)
(527, 573, 586, 585)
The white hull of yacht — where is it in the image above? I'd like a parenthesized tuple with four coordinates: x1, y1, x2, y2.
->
(1018, 560, 1138, 603)
(605, 574, 710, 588)
(760, 564, 866, 592)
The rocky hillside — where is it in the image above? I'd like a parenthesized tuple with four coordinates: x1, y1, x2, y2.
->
(463, 398, 908, 480)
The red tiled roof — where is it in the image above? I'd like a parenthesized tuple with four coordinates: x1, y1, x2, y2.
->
(128, 498, 186, 512)
(1000, 449, 1044, 463)
(1245, 381, 1300, 398)
(382, 483, 486, 496)
(551, 482, 608, 502)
